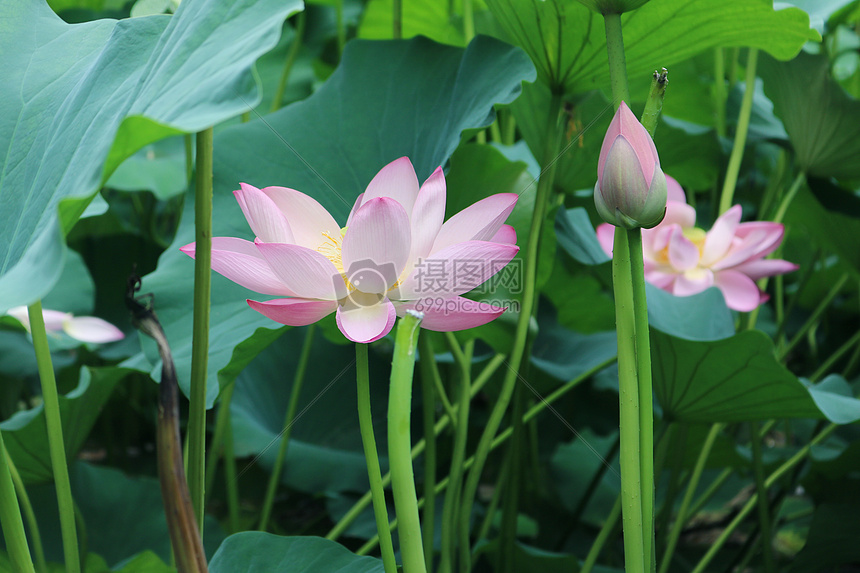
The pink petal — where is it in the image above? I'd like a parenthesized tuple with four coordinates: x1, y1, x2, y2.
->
(644, 270, 676, 290)
(181, 238, 295, 296)
(596, 223, 615, 257)
(667, 229, 700, 271)
(346, 193, 364, 228)
(732, 258, 798, 281)
(361, 157, 419, 216)
(408, 167, 447, 269)
(431, 193, 518, 253)
(255, 242, 347, 300)
(234, 183, 295, 243)
(701, 205, 742, 266)
(396, 296, 506, 331)
(260, 186, 342, 251)
(336, 298, 396, 343)
(598, 102, 659, 186)
(714, 269, 764, 312)
(247, 298, 337, 326)
(42, 309, 72, 331)
(399, 240, 519, 298)
(341, 197, 411, 293)
(491, 225, 517, 244)
(658, 201, 696, 230)
(666, 175, 686, 203)
(713, 223, 786, 270)
(672, 269, 714, 297)
(63, 317, 125, 343)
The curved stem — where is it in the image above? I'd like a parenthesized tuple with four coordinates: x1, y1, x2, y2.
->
(0, 431, 36, 573)
(258, 324, 316, 531)
(270, 11, 306, 113)
(456, 91, 564, 572)
(356, 343, 398, 573)
(749, 421, 774, 572)
(718, 48, 758, 215)
(188, 127, 214, 530)
(771, 171, 805, 224)
(7, 450, 46, 573)
(388, 314, 425, 573)
(580, 495, 622, 573)
(27, 302, 79, 573)
(612, 229, 645, 573)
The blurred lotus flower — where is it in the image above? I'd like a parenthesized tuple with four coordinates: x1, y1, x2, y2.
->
(597, 176, 798, 312)
(594, 101, 667, 229)
(181, 157, 520, 343)
(7, 306, 125, 343)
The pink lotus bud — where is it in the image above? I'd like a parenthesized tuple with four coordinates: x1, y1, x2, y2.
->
(594, 102, 667, 230)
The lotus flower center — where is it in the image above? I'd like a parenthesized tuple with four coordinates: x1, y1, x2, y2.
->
(682, 227, 707, 254)
(318, 227, 348, 274)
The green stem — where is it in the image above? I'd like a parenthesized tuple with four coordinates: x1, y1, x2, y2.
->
(749, 421, 774, 572)
(336, 0, 346, 54)
(771, 171, 805, 224)
(690, 424, 837, 573)
(628, 228, 655, 572)
(603, 12, 630, 108)
(258, 324, 316, 531)
(781, 273, 849, 359)
(356, 343, 398, 573)
(356, 357, 619, 556)
(456, 91, 564, 572)
(580, 495, 622, 573)
(476, 460, 508, 543)
(325, 353, 507, 542)
(0, 431, 36, 573)
(393, 0, 402, 39)
(718, 48, 758, 215)
(270, 11, 306, 113)
(811, 329, 860, 382)
(499, 386, 524, 573)
(27, 301, 79, 573)
(463, 0, 474, 42)
(612, 229, 645, 573)
(686, 468, 731, 519)
(417, 336, 438, 571)
(388, 314, 425, 573)
(221, 386, 241, 534)
(658, 423, 722, 573)
(204, 380, 234, 512)
(6, 449, 46, 573)
(441, 332, 472, 573)
(188, 128, 213, 530)
(640, 68, 668, 137)
(654, 423, 686, 559)
(714, 48, 727, 139)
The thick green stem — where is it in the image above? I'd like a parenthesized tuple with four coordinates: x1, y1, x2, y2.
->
(628, 229, 655, 571)
(691, 424, 837, 573)
(0, 431, 36, 573)
(749, 421, 774, 572)
(221, 387, 240, 534)
(604, 12, 630, 108)
(658, 423, 722, 573)
(188, 127, 213, 530)
(718, 48, 758, 215)
(27, 302, 79, 573)
(612, 229, 645, 573)
(326, 353, 507, 542)
(456, 91, 564, 572)
(388, 314, 425, 573)
(418, 336, 438, 571)
(270, 11, 306, 113)
(356, 343, 398, 573)
(258, 324, 316, 531)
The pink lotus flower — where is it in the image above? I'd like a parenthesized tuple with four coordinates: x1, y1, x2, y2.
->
(594, 101, 667, 230)
(596, 177, 798, 312)
(181, 157, 520, 343)
(7, 306, 125, 343)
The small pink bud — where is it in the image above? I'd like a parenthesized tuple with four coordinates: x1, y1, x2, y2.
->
(594, 102, 667, 230)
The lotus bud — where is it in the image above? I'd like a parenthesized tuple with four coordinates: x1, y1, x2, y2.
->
(594, 101, 667, 230)
(575, 0, 651, 15)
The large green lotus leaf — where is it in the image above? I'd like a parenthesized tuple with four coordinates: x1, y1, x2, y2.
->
(789, 499, 860, 573)
(485, 0, 817, 93)
(760, 51, 860, 180)
(652, 329, 860, 423)
(359, 0, 467, 46)
(0, 367, 124, 484)
(530, 306, 617, 382)
(0, 0, 301, 315)
(550, 429, 619, 525)
(18, 461, 224, 566)
(209, 533, 383, 573)
(231, 326, 394, 495)
(133, 36, 536, 407)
